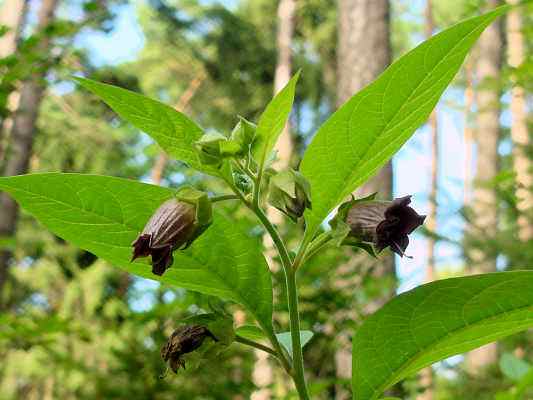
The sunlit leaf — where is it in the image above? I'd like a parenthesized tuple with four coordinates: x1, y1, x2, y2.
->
(301, 6, 509, 240)
(352, 272, 533, 400)
(0, 173, 273, 330)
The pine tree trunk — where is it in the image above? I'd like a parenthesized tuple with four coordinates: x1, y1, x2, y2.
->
(252, 1, 296, 399)
(506, 0, 532, 241)
(418, 2, 437, 398)
(335, 1, 393, 398)
(463, 61, 475, 207)
(465, 0, 502, 372)
(0, 0, 29, 164)
(0, 0, 60, 306)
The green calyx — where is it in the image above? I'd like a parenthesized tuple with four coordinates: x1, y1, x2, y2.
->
(230, 116, 256, 156)
(328, 192, 378, 257)
(268, 169, 312, 222)
(194, 118, 256, 168)
(175, 187, 213, 245)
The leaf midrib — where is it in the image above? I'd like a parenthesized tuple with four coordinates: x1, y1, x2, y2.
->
(3, 179, 271, 328)
(358, 303, 533, 400)
(307, 12, 496, 235)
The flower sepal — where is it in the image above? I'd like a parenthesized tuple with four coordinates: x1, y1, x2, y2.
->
(268, 169, 312, 222)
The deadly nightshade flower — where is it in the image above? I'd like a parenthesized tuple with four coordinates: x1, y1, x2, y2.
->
(268, 170, 312, 222)
(332, 195, 425, 257)
(131, 188, 212, 276)
(161, 325, 218, 373)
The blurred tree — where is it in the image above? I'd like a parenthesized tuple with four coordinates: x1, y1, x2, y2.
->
(465, 0, 503, 372)
(418, 1, 438, 398)
(506, 0, 532, 242)
(0, 0, 60, 307)
(335, 1, 394, 398)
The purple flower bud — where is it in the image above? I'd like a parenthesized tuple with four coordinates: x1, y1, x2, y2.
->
(345, 195, 425, 257)
(161, 325, 218, 373)
(131, 199, 196, 276)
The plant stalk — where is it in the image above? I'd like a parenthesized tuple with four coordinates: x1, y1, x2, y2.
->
(285, 267, 310, 400)
(253, 205, 310, 399)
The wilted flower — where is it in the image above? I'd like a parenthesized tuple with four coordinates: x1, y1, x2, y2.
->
(268, 170, 312, 222)
(333, 195, 425, 257)
(161, 325, 218, 373)
(131, 188, 212, 276)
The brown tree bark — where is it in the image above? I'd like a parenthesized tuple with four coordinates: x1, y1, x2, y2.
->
(0, 0, 29, 162)
(465, 0, 502, 372)
(0, 0, 60, 306)
(506, 0, 532, 241)
(418, 2, 437, 399)
(0, 0, 27, 57)
(335, 1, 393, 398)
(463, 61, 475, 206)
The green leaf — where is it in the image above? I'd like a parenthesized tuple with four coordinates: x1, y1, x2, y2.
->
(276, 330, 313, 355)
(253, 71, 300, 171)
(352, 271, 533, 400)
(500, 353, 531, 382)
(300, 6, 509, 240)
(74, 77, 214, 175)
(0, 173, 273, 330)
(235, 325, 266, 342)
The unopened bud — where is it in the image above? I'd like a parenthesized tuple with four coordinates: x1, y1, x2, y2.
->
(131, 188, 212, 275)
(268, 170, 312, 222)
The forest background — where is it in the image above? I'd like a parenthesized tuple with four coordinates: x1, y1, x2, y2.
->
(0, 0, 532, 399)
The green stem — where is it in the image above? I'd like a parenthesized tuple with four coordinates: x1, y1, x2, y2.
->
(253, 206, 310, 400)
(235, 335, 278, 357)
(285, 267, 310, 400)
(210, 194, 239, 203)
(227, 174, 309, 398)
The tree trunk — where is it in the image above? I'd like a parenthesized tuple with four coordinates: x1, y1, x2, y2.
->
(335, 1, 393, 398)
(418, 2, 437, 399)
(0, 0, 60, 306)
(252, 1, 296, 399)
(0, 0, 29, 163)
(0, 0, 27, 58)
(506, 0, 532, 241)
(465, 0, 502, 373)
(463, 61, 475, 207)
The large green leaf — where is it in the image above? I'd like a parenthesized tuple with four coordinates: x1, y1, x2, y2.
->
(0, 173, 273, 329)
(352, 272, 533, 400)
(300, 6, 509, 239)
(253, 71, 300, 171)
(74, 77, 214, 175)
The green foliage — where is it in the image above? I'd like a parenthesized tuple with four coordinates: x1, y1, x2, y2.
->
(277, 331, 314, 355)
(253, 71, 300, 170)
(352, 272, 533, 400)
(0, 174, 273, 330)
(74, 77, 213, 175)
(300, 6, 510, 240)
(1, 3, 530, 400)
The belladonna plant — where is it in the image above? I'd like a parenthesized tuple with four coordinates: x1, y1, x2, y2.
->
(1, 6, 532, 400)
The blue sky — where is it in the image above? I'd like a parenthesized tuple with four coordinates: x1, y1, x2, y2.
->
(74, 0, 477, 296)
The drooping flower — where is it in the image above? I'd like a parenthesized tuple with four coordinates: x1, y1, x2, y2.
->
(161, 325, 218, 373)
(268, 170, 312, 222)
(332, 195, 425, 257)
(131, 188, 212, 275)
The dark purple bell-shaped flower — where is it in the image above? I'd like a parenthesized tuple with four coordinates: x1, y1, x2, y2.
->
(161, 325, 218, 373)
(131, 199, 196, 276)
(345, 195, 426, 257)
